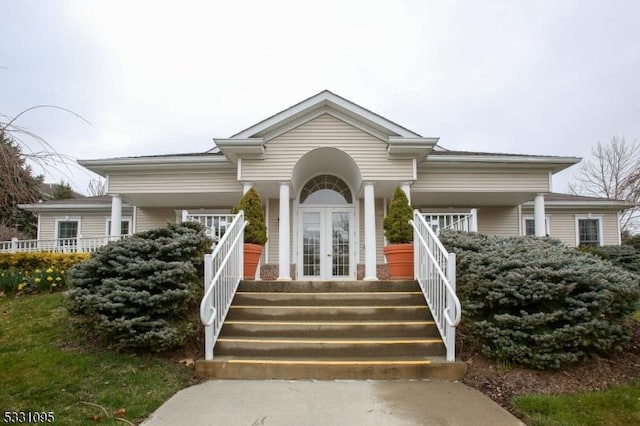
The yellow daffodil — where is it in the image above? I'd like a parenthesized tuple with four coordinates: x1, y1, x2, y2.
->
(47, 276, 53, 281)
(46, 268, 53, 273)
(34, 278, 41, 283)
(55, 277, 62, 282)
(18, 283, 25, 291)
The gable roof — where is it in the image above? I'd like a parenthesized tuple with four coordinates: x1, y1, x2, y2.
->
(229, 90, 423, 140)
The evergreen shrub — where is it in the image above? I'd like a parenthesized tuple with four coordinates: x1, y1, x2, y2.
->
(232, 188, 267, 245)
(578, 245, 640, 275)
(440, 230, 640, 369)
(66, 221, 213, 352)
(383, 187, 413, 244)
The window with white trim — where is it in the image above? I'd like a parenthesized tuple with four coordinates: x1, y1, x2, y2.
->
(522, 216, 550, 236)
(56, 220, 79, 239)
(106, 219, 132, 236)
(577, 218, 601, 247)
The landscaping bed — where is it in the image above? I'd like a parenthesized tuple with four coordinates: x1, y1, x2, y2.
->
(460, 320, 640, 409)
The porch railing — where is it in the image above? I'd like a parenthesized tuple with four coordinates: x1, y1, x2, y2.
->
(0, 236, 124, 254)
(422, 209, 478, 235)
(200, 210, 248, 360)
(410, 209, 461, 362)
(182, 212, 236, 241)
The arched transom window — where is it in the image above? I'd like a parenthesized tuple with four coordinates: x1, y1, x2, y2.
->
(300, 175, 352, 204)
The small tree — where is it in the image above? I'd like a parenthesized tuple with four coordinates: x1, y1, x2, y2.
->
(232, 188, 267, 245)
(383, 187, 413, 244)
(51, 181, 75, 200)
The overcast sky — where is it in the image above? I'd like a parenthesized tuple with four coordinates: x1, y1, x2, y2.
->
(1, 0, 639, 195)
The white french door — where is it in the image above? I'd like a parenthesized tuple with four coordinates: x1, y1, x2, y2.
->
(298, 207, 355, 280)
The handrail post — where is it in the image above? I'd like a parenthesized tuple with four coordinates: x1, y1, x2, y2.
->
(446, 252, 456, 361)
(203, 253, 214, 360)
(10, 237, 18, 253)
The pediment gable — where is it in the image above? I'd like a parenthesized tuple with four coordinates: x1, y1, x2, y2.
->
(231, 90, 422, 141)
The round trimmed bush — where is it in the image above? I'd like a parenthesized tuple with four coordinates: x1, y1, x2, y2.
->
(440, 230, 640, 369)
(66, 221, 213, 352)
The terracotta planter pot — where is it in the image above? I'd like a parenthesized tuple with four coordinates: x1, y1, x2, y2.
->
(243, 243, 263, 279)
(383, 243, 414, 279)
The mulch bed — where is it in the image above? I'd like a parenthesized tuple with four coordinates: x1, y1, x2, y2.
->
(459, 320, 640, 408)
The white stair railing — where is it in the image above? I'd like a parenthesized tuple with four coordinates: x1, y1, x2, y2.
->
(200, 211, 248, 360)
(410, 209, 461, 362)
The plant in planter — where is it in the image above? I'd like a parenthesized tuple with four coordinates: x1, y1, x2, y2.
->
(232, 188, 268, 279)
(383, 187, 414, 279)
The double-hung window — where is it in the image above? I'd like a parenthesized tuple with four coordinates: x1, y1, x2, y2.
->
(577, 217, 601, 246)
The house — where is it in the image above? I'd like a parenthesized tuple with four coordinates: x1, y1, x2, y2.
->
(13, 90, 633, 278)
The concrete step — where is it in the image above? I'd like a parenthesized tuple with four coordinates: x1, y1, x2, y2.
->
(196, 279, 464, 381)
(214, 336, 445, 358)
(232, 291, 427, 306)
(226, 305, 432, 321)
(195, 356, 467, 380)
(238, 280, 419, 292)
(221, 320, 441, 338)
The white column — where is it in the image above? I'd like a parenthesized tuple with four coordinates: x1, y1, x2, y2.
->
(364, 182, 378, 281)
(110, 194, 122, 239)
(400, 182, 412, 205)
(242, 182, 253, 195)
(278, 182, 291, 280)
(469, 208, 478, 232)
(534, 194, 546, 237)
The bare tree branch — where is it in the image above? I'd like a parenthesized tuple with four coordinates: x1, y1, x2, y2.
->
(570, 136, 640, 234)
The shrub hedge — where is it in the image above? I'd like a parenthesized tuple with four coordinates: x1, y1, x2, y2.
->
(440, 230, 640, 369)
(0, 252, 90, 272)
(66, 221, 213, 352)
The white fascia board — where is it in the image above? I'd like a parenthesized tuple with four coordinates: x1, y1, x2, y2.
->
(18, 203, 131, 211)
(78, 155, 230, 174)
(425, 155, 581, 172)
(521, 200, 635, 209)
(232, 91, 420, 139)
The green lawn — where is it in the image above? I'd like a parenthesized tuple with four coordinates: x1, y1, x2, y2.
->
(512, 381, 640, 426)
(0, 293, 194, 425)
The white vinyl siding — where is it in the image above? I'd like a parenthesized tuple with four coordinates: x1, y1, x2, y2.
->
(477, 207, 519, 237)
(241, 114, 414, 181)
(266, 200, 293, 265)
(414, 166, 550, 192)
(135, 208, 175, 232)
(108, 166, 238, 194)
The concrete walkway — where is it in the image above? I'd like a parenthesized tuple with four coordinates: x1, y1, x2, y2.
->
(142, 380, 525, 426)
